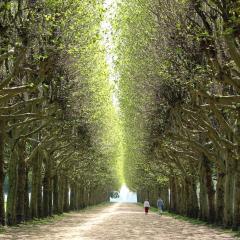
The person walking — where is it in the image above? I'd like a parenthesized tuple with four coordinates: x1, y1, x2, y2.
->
(157, 198, 164, 215)
(144, 200, 150, 215)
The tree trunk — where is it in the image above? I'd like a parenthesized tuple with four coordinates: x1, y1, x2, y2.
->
(216, 170, 225, 225)
(53, 174, 59, 214)
(6, 146, 18, 225)
(75, 186, 79, 210)
(162, 187, 169, 211)
(16, 141, 26, 223)
(88, 190, 92, 206)
(189, 180, 199, 218)
(24, 168, 30, 220)
(175, 182, 181, 214)
(137, 192, 141, 203)
(77, 186, 82, 209)
(31, 151, 42, 218)
(224, 158, 234, 227)
(48, 177, 53, 216)
(179, 182, 185, 215)
(48, 158, 53, 217)
(199, 161, 209, 221)
(170, 177, 177, 213)
(43, 156, 52, 217)
(70, 183, 75, 211)
(43, 173, 50, 217)
(0, 120, 5, 226)
(202, 155, 215, 223)
(79, 187, 85, 209)
(37, 155, 43, 218)
(58, 176, 64, 214)
(233, 160, 240, 230)
(63, 178, 69, 212)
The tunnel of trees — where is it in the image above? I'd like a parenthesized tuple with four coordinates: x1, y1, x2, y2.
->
(1, 0, 240, 232)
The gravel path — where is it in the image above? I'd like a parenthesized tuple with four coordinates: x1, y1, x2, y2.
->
(0, 203, 237, 239)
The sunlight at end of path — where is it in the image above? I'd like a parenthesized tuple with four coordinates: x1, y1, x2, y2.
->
(110, 184, 137, 203)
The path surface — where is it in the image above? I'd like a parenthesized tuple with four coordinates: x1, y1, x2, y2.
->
(0, 203, 237, 239)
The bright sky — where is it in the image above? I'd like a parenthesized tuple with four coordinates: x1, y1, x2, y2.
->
(101, 0, 127, 187)
(101, 0, 120, 112)
(110, 184, 137, 203)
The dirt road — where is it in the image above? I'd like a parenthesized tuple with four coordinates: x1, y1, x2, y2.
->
(0, 203, 237, 239)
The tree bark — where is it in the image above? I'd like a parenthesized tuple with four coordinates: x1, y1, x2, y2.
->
(70, 183, 75, 211)
(37, 154, 43, 218)
(179, 182, 185, 215)
(216, 170, 225, 225)
(199, 165, 208, 221)
(84, 186, 89, 208)
(75, 186, 79, 210)
(58, 176, 64, 214)
(203, 155, 215, 223)
(43, 155, 52, 217)
(188, 179, 199, 218)
(170, 177, 177, 213)
(63, 178, 69, 212)
(43, 172, 50, 217)
(16, 140, 26, 223)
(224, 157, 234, 227)
(0, 120, 5, 225)
(233, 160, 240, 230)
(53, 174, 59, 214)
(79, 186, 85, 209)
(24, 168, 30, 220)
(31, 151, 42, 218)
(6, 146, 18, 225)
(48, 176, 53, 216)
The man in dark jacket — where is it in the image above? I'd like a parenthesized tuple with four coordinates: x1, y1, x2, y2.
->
(157, 198, 164, 215)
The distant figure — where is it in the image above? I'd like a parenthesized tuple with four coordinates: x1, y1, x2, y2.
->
(157, 198, 164, 215)
(144, 200, 150, 214)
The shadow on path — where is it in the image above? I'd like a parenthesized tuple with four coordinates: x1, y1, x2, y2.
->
(0, 203, 237, 239)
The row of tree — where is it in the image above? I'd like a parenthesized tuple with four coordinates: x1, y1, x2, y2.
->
(115, 0, 240, 229)
(0, 0, 120, 226)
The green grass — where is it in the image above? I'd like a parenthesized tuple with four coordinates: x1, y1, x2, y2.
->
(163, 211, 208, 225)
(0, 226, 5, 234)
(21, 214, 65, 227)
